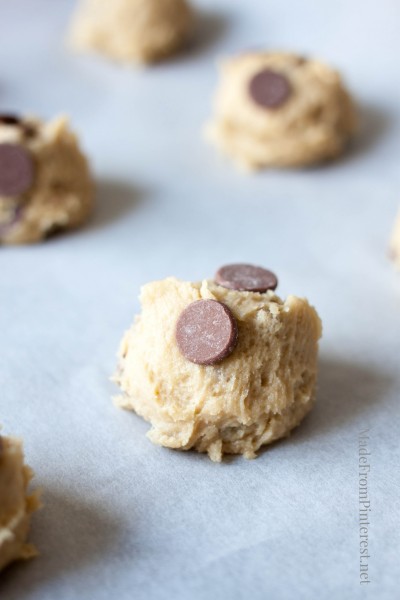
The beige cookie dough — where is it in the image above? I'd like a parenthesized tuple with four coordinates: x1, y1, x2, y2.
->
(113, 276, 322, 462)
(206, 51, 357, 170)
(0, 432, 40, 572)
(389, 210, 400, 269)
(69, 0, 193, 64)
(0, 114, 94, 245)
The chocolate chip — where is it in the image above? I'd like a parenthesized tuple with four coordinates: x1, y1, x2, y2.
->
(0, 114, 36, 138)
(249, 68, 292, 109)
(176, 299, 238, 365)
(0, 114, 21, 126)
(0, 143, 35, 197)
(215, 264, 278, 293)
(0, 435, 3, 458)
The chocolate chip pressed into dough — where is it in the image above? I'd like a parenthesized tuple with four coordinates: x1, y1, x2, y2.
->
(0, 143, 35, 197)
(249, 68, 292, 109)
(215, 263, 278, 293)
(176, 299, 238, 365)
(0, 114, 21, 126)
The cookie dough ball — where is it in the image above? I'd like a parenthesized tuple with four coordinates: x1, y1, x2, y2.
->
(389, 210, 400, 269)
(0, 432, 40, 572)
(113, 264, 322, 462)
(0, 114, 94, 245)
(69, 0, 193, 64)
(206, 51, 357, 169)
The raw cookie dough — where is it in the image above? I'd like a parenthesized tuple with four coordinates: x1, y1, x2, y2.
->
(0, 432, 40, 572)
(113, 265, 322, 462)
(0, 114, 94, 245)
(69, 0, 193, 64)
(205, 51, 357, 169)
(389, 210, 400, 269)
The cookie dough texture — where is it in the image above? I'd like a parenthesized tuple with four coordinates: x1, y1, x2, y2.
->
(113, 278, 322, 462)
(389, 210, 400, 269)
(0, 435, 40, 571)
(69, 0, 193, 64)
(0, 115, 94, 245)
(206, 51, 357, 169)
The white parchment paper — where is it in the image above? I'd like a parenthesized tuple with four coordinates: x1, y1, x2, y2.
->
(1, 1, 399, 598)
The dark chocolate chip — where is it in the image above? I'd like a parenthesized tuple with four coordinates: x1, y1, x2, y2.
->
(0, 143, 35, 197)
(0, 435, 3, 458)
(176, 299, 238, 365)
(0, 114, 36, 138)
(249, 68, 292, 109)
(215, 264, 278, 293)
(0, 114, 21, 126)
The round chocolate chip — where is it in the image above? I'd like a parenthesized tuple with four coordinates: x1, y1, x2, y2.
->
(215, 264, 278, 293)
(249, 68, 292, 109)
(0, 114, 21, 126)
(176, 299, 238, 365)
(0, 143, 35, 197)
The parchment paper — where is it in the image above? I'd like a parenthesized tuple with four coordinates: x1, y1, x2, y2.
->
(1, 1, 399, 598)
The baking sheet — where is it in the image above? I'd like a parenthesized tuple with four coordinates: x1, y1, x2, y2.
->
(1, 1, 399, 598)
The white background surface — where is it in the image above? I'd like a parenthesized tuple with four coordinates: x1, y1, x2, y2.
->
(1, 1, 399, 598)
